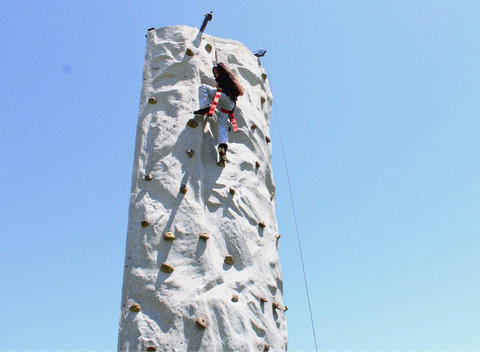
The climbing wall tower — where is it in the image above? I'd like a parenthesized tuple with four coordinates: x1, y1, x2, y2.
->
(118, 25, 287, 351)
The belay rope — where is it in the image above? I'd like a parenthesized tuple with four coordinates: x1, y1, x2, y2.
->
(264, 57, 319, 352)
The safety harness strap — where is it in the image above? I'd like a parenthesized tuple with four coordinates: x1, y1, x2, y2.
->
(208, 89, 239, 133)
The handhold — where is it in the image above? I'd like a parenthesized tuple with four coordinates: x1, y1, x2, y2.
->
(272, 302, 281, 310)
(275, 234, 281, 240)
(255, 161, 260, 169)
(229, 187, 236, 195)
(231, 294, 239, 302)
(160, 263, 174, 274)
(180, 184, 188, 194)
(261, 96, 266, 104)
(145, 174, 153, 181)
(270, 192, 274, 201)
(260, 297, 268, 303)
(187, 119, 199, 128)
(186, 48, 195, 56)
(199, 232, 210, 240)
(265, 136, 271, 143)
(224, 255, 234, 265)
(258, 221, 266, 228)
(186, 149, 194, 158)
(141, 220, 150, 227)
(196, 317, 207, 328)
(262, 73, 267, 80)
(146, 347, 156, 352)
(163, 232, 175, 240)
(129, 303, 141, 312)
(205, 43, 213, 53)
(264, 343, 270, 351)
(251, 124, 257, 130)
(283, 305, 288, 312)
(148, 97, 157, 104)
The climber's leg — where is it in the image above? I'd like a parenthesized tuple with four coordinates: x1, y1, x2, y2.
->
(218, 114, 229, 145)
(195, 84, 216, 115)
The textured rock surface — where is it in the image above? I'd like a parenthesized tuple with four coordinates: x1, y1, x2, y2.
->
(118, 25, 287, 351)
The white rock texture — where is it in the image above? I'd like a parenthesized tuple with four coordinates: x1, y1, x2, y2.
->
(118, 25, 287, 352)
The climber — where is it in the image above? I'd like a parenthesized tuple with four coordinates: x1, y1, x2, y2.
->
(194, 62, 244, 166)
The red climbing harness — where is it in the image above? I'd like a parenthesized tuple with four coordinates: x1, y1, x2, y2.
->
(207, 89, 239, 133)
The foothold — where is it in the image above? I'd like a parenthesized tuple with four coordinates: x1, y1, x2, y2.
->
(260, 297, 268, 303)
(145, 174, 153, 181)
(272, 302, 282, 310)
(255, 161, 260, 169)
(231, 294, 239, 302)
(186, 48, 195, 56)
(141, 220, 150, 227)
(186, 149, 194, 158)
(258, 221, 266, 228)
(275, 234, 281, 240)
(261, 96, 266, 104)
(163, 232, 175, 240)
(199, 232, 210, 240)
(283, 305, 288, 312)
(251, 124, 257, 130)
(196, 317, 207, 328)
(265, 136, 271, 143)
(264, 343, 270, 351)
(146, 347, 156, 352)
(205, 43, 213, 53)
(160, 263, 174, 274)
(148, 97, 157, 104)
(262, 72, 267, 80)
(224, 255, 234, 265)
(187, 119, 199, 128)
(180, 184, 188, 194)
(129, 304, 141, 312)
(229, 187, 236, 196)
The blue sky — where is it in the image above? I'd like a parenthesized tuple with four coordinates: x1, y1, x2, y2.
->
(1, 1, 480, 351)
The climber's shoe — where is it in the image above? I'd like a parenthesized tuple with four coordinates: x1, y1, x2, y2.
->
(217, 144, 228, 167)
(194, 107, 210, 116)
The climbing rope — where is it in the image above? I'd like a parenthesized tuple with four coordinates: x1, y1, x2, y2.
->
(263, 57, 319, 352)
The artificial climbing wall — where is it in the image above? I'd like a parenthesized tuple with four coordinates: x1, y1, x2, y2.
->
(117, 25, 287, 351)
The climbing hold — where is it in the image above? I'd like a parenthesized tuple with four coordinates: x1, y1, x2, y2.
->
(163, 232, 175, 240)
(148, 97, 157, 104)
(187, 119, 199, 128)
(205, 43, 213, 53)
(275, 234, 281, 240)
(251, 124, 257, 130)
(145, 174, 153, 181)
(146, 347, 156, 352)
(262, 73, 267, 80)
(272, 302, 282, 310)
(260, 297, 268, 303)
(186, 149, 194, 158)
(196, 317, 207, 329)
(180, 184, 188, 194)
(229, 187, 236, 196)
(265, 136, 271, 143)
(231, 294, 239, 302)
(261, 96, 266, 104)
(224, 255, 234, 265)
(185, 48, 195, 57)
(270, 192, 274, 201)
(141, 220, 150, 227)
(264, 343, 270, 351)
(255, 161, 260, 169)
(283, 305, 288, 312)
(160, 263, 174, 274)
(129, 304, 141, 312)
(258, 221, 266, 228)
(199, 232, 210, 240)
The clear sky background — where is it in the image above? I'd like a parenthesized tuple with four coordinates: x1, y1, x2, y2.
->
(1, 1, 480, 351)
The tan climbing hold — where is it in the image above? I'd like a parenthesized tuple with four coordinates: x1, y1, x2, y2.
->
(224, 255, 234, 265)
(129, 303, 141, 312)
(199, 232, 210, 240)
(262, 72, 268, 80)
(255, 161, 260, 169)
(148, 97, 157, 104)
(283, 305, 288, 312)
(141, 220, 150, 227)
(196, 317, 207, 328)
(265, 136, 271, 143)
(146, 347, 156, 352)
(260, 297, 268, 303)
(272, 302, 282, 310)
(205, 43, 213, 53)
(145, 174, 153, 181)
(275, 234, 281, 240)
(180, 184, 188, 194)
(258, 221, 266, 228)
(264, 343, 270, 351)
(231, 294, 239, 302)
(229, 187, 236, 195)
(261, 96, 266, 104)
(186, 48, 194, 56)
(186, 149, 194, 158)
(251, 124, 257, 130)
(163, 232, 175, 240)
(160, 263, 174, 274)
(187, 119, 198, 128)
(270, 192, 274, 201)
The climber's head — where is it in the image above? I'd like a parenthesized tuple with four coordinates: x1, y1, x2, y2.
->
(212, 62, 244, 102)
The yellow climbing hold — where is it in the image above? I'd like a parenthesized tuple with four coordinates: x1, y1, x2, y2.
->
(129, 303, 141, 312)
(160, 263, 174, 274)
(251, 124, 257, 130)
(163, 232, 175, 240)
(262, 73, 267, 80)
(255, 161, 260, 169)
(186, 149, 194, 158)
(187, 119, 199, 128)
(283, 305, 288, 312)
(265, 136, 271, 143)
(141, 220, 150, 227)
(224, 255, 234, 265)
(199, 232, 210, 240)
(258, 221, 266, 228)
(261, 96, 266, 104)
(276, 234, 281, 240)
(186, 48, 194, 56)
(180, 184, 188, 194)
(145, 174, 153, 181)
(196, 317, 207, 328)
(264, 343, 270, 351)
(148, 97, 157, 104)
(229, 187, 236, 196)
(231, 294, 239, 302)
(272, 302, 281, 310)
(205, 43, 213, 53)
